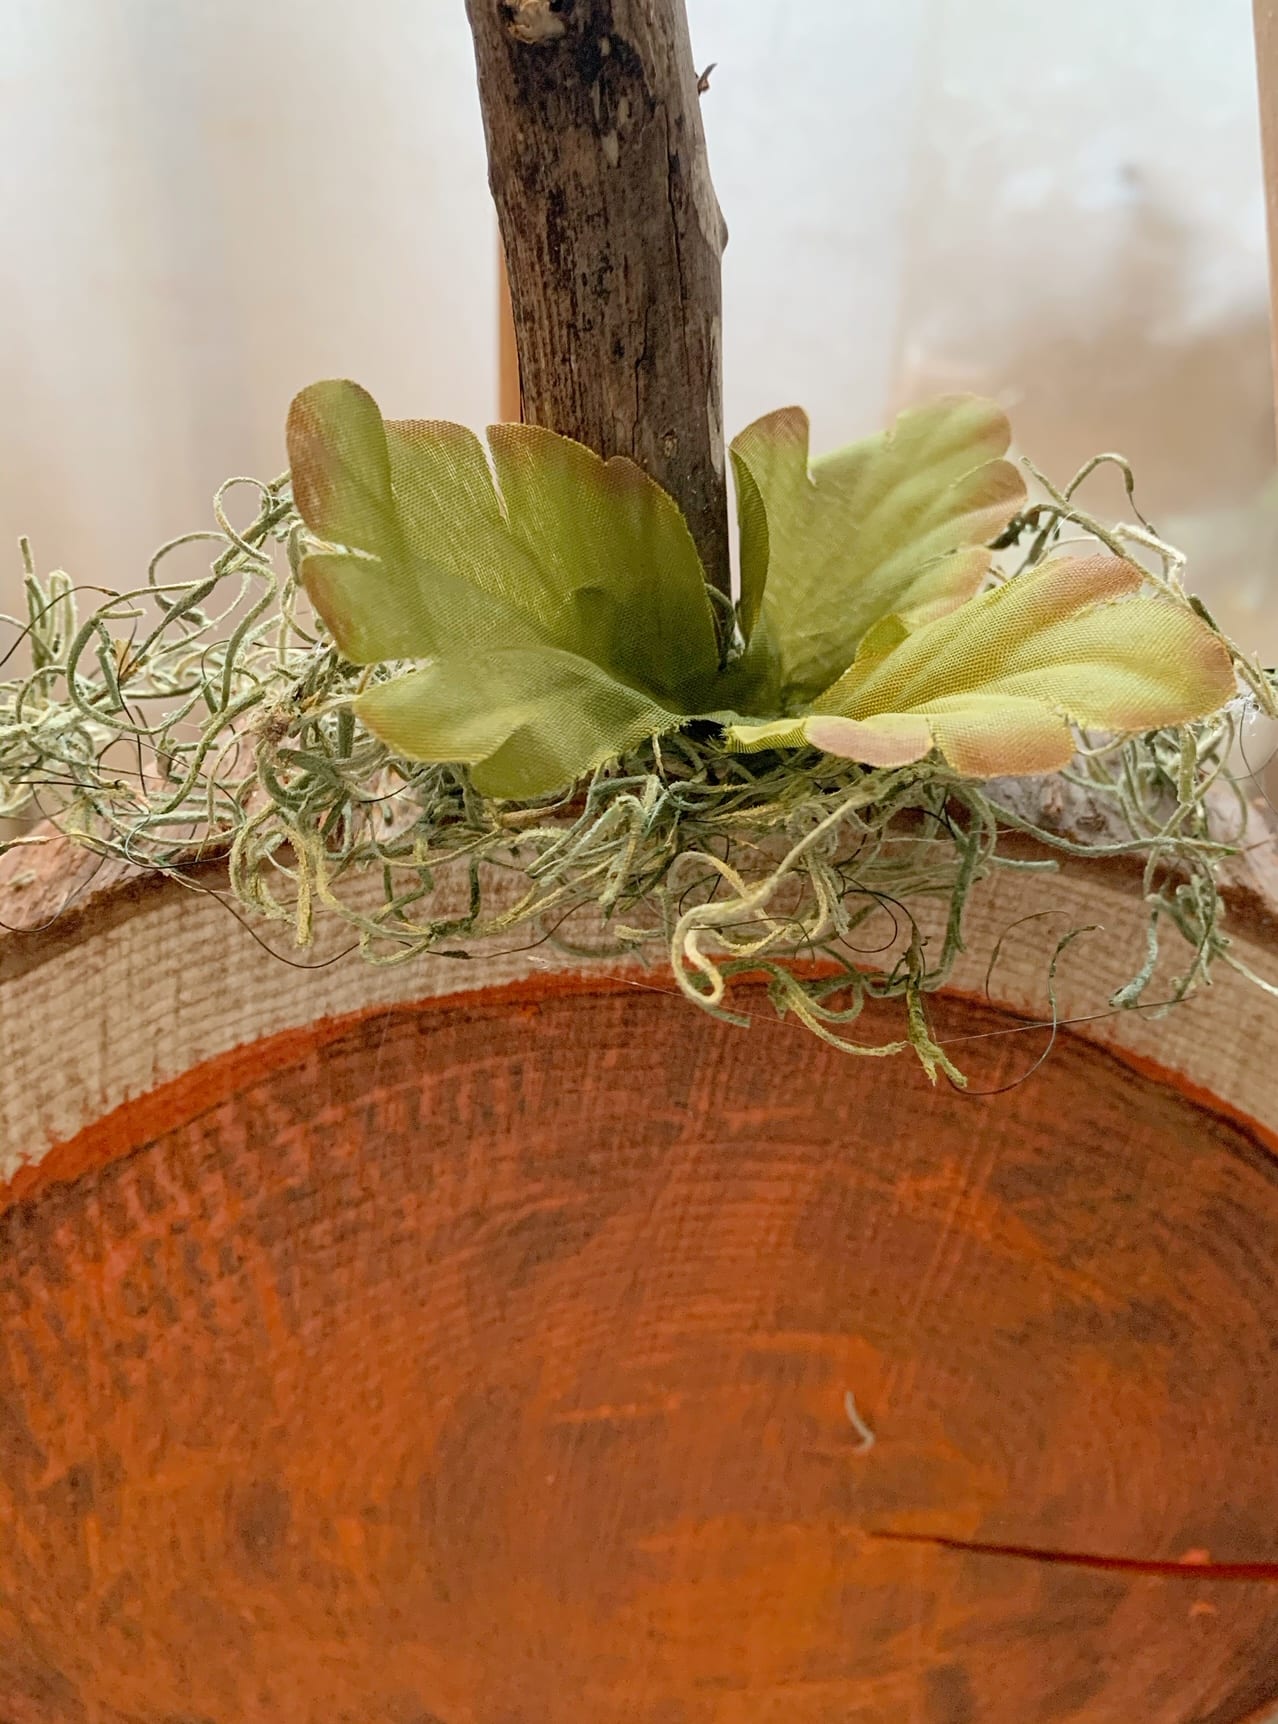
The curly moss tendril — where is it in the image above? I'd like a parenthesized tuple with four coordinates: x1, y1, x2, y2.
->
(1, 459, 1273, 1081)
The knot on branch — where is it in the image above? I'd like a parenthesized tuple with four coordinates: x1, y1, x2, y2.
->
(502, 0, 568, 44)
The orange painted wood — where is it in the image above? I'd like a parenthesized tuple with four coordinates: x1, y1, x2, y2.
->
(2, 977, 1278, 1724)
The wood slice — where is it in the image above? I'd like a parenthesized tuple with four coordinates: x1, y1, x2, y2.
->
(2, 822, 1278, 1724)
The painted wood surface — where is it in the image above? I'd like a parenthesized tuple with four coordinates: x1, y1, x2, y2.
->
(1, 821, 1277, 1721)
(2, 977, 1278, 1722)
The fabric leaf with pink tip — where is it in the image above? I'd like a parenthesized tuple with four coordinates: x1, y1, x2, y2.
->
(728, 396, 1027, 707)
(724, 555, 1237, 776)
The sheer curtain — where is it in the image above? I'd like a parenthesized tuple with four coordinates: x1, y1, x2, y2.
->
(699, 0, 1275, 662)
(0, 0, 496, 598)
(2, 0, 1273, 661)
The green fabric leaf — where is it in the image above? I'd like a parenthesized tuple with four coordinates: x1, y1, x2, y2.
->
(724, 555, 1236, 777)
(288, 384, 546, 662)
(287, 380, 721, 704)
(729, 437, 770, 647)
(355, 648, 681, 799)
(484, 423, 719, 706)
(289, 382, 1236, 799)
(729, 396, 1027, 705)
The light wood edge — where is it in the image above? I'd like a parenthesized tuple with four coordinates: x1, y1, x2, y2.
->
(2, 819, 1277, 1182)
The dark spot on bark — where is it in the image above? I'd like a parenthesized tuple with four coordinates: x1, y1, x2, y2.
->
(0, 1385, 49, 1494)
(1195, 1650, 1278, 1724)
(925, 1662, 975, 1724)
(40, 1459, 95, 1520)
(387, 1704, 450, 1724)
(1038, 1661, 1108, 1716)
(133, 1164, 169, 1217)
(544, 186, 569, 271)
(1124, 1296, 1177, 1343)
(233, 1478, 291, 1570)
(481, 1202, 606, 1305)
(217, 1237, 244, 1277)
(0, 1650, 84, 1718)
(96, 1568, 141, 1630)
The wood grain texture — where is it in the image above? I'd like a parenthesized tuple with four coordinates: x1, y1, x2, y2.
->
(4, 815, 1277, 1179)
(2, 817, 1277, 1720)
(463, 0, 731, 592)
(2, 981, 1278, 1723)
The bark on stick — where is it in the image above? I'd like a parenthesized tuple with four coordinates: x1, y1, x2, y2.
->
(464, 0, 731, 598)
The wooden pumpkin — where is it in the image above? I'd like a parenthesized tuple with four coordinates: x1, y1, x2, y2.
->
(3, 4, 1278, 1720)
(2, 818, 1277, 1723)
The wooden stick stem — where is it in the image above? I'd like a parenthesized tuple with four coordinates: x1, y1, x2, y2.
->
(465, 0, 731, 597)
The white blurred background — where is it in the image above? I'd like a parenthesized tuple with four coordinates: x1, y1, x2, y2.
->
(1, 0, 1275, 667)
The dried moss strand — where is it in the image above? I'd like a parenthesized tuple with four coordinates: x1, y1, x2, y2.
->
(1, 464, 1271, 1079)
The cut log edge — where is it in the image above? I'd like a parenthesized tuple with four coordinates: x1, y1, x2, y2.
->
(2, 814, 1276, 1180)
